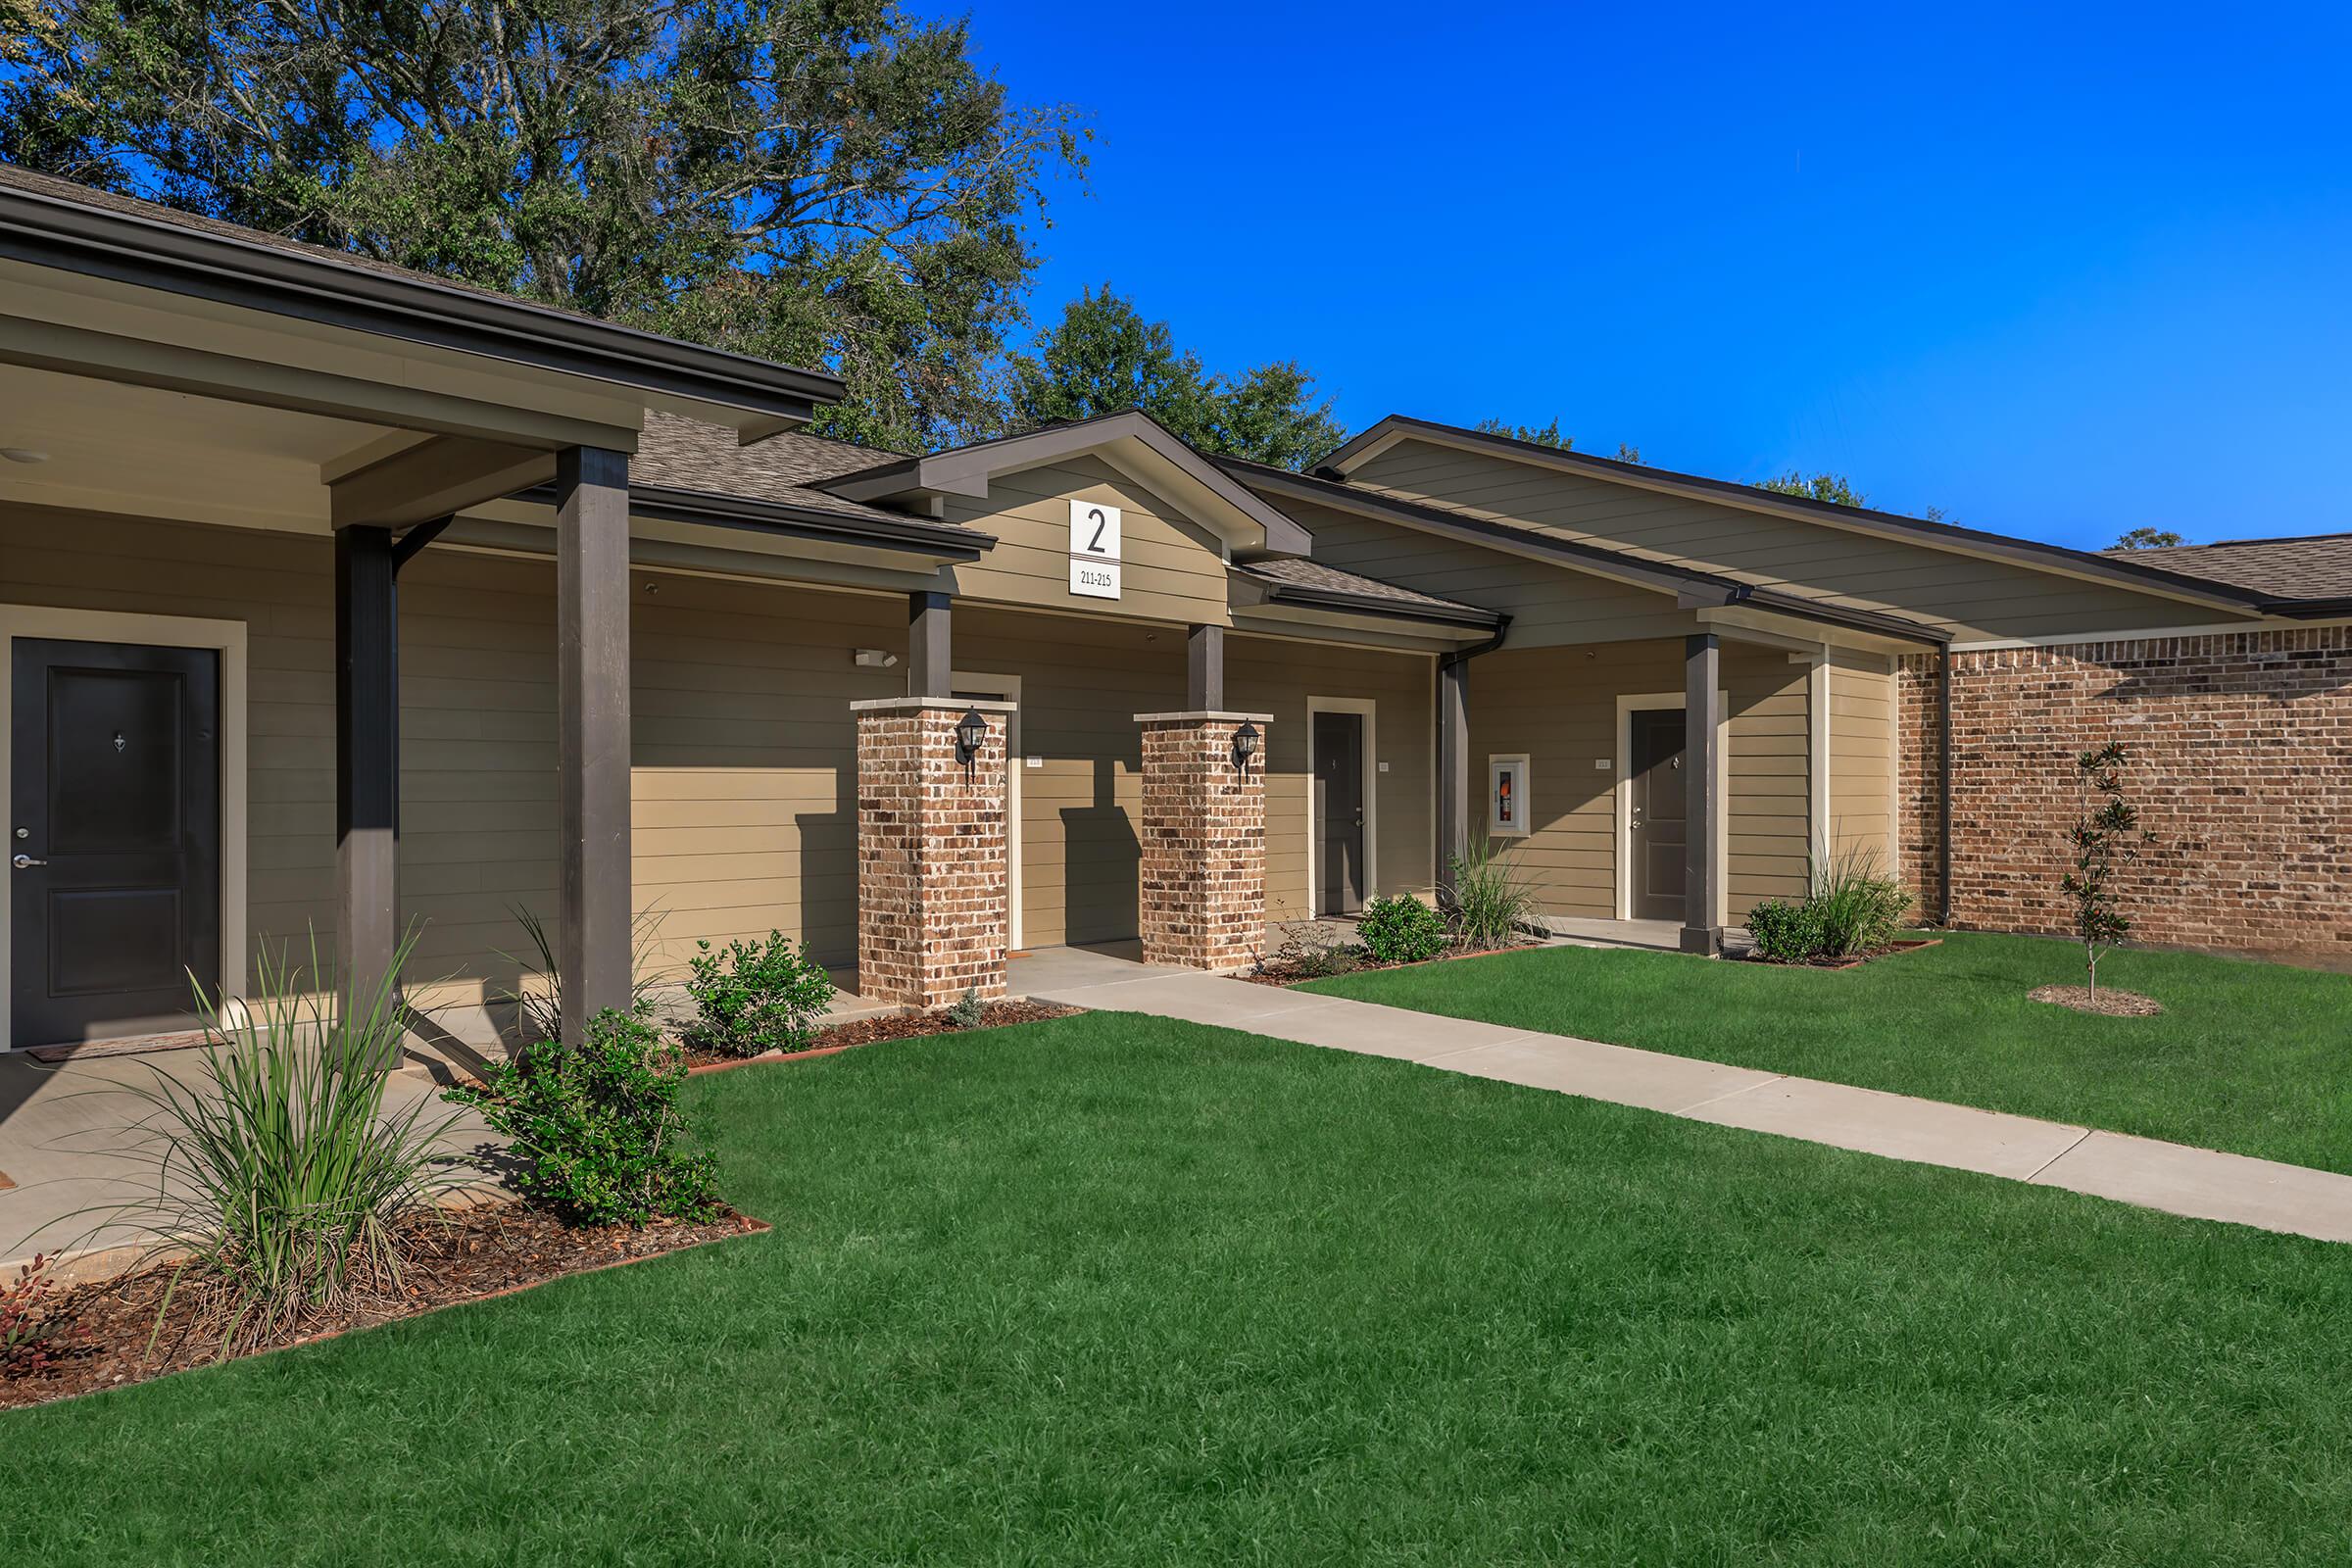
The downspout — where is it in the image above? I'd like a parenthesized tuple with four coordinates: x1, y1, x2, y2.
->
(1938, 647, 1954, 928)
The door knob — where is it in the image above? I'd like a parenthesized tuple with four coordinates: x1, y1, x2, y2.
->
(12, 854, 47, 869)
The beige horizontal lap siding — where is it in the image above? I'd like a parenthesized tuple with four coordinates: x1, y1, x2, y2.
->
(1270, 494, 1686, 645)
(1226, 635, 1436, 923)
(1723, 645, 1810, 919)
(1461, 639, 1808, 923)
(956, 607, 1186, 950)
(1348, 443, 2237, 644)
(1826, 650, 1898, 878)
(945, 456, 1233, 627)
(630, 575, 902, 973)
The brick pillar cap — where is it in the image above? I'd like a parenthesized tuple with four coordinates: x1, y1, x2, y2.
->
(1133, 710, 1275, 724)
(852, 696, 1017, 714)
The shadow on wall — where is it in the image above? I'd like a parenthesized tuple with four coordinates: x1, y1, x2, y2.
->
(1062, 754, 1141, 946)
(794, 756, 859, 971)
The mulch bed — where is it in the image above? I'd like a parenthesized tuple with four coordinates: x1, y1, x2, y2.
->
(0, 1201, 764, 1411)
(1740, 937, 1944, 970)
(2029, 983, 2164, 1017)
(681, 999, 1082, 1072)
(1239, 939, 1544, 988)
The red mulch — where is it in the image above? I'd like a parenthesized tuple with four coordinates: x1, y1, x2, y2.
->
(681, 999, 1082, 1072)
(0, 1202, 764, 1410)
(1238, 940, 1543, 988)
(1740, 937, 1944, 970)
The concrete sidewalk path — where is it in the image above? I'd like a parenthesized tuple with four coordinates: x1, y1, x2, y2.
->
(1016, 946, 2352, 1246)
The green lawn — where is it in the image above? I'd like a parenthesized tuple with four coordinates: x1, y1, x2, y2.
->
(1304, 931, 2352, 1174)
(15, 1012, 2352, 1564)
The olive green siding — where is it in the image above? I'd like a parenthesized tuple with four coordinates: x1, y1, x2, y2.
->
(1348, 440, 2241, 644)
(944, 455, 1232, 627)
(1270, 493, 1689, 646)
(1466, 639, 1811, 923)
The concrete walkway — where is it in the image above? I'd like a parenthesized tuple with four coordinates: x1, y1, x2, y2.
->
(1014, 944, 2352, 1245)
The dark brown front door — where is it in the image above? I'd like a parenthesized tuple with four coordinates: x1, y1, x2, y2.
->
(10, 639, 220, 1047)
(1312, 710, 1366, 915)
(1629, 708, 1686, 922)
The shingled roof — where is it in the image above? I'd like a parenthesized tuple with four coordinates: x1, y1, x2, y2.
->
(2101, 533, 2352, 604)
(631, 413, 943, 531)
(1236, 558, 1501, 624)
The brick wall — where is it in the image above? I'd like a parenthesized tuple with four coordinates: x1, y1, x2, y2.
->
(1136, 713, 1269, 971)
(1898, 627, 2352, 958)
(854, 700, 1010, 1008)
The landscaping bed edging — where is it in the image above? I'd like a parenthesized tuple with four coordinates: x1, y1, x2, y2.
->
(0, 1200, 768, 1410)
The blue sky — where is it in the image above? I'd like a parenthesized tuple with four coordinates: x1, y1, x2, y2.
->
(972, 2, 2352, 550)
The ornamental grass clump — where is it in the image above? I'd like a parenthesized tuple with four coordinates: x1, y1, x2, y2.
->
(83, 932, 470, 1356)
(1746, 847, 1914, 963)
(1444, 836, 1541, 952)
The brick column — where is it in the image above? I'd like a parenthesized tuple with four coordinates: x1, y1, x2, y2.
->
(1135, 710, 1271, 972)
(853, 698, 1012, 1008)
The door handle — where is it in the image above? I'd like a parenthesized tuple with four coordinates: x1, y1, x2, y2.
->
(12, 854, 47, 869)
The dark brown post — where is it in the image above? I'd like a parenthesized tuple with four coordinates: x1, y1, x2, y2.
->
(1680, 631, 1724, 956)
(1186, 624, 1225, 710)
(908, 591, 953, 699)
(335, 523, 400, 1025)
(556, 446, 632, 1041)
(1436, 651, 1471, 899)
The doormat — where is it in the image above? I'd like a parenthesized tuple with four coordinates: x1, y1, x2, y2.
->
(25, 1030, 211, 1064)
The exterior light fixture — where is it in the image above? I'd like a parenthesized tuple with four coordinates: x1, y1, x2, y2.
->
(1231, 720, 1260, 777)
(954, 706, 990, 778)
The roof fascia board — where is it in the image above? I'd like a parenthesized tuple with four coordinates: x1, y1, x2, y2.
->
(3, 312, 642, 451)
(506, 480, 992, 561)
(1671, 585, 1947, 647)
(0, 180, 844, 426)
(1325, 417, 2267, 616)
(1239, 576, 1503, 630)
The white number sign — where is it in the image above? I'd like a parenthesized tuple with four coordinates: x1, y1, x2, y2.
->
(1069, 500, 1122, 600)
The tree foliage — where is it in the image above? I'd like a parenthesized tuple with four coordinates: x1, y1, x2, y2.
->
(1005, 285, 1346, 469)
(0, 0, 1090, 451)
(2113, 526, 2187, 550)
(1759, 470, 1870, 508)
(2058, 742, 2153, 999)
(1475, 418, 1642, 464)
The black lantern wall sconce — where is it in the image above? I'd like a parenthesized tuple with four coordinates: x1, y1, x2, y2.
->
(954, 706, 989, 780)
(1231, 720, 1259, 778)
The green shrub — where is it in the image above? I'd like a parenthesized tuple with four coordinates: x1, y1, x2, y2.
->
(1745, 898, 1826, 963)
(945, 987, 988, 1029)
(90, 931, 469, 1354)
(685, 930, 835, 1057)
(1357, 894, 1448, 964)
(447, 1008, 721, 1226)
(1745, 848, 1915, 962)
(1445, 836, 1541, 951)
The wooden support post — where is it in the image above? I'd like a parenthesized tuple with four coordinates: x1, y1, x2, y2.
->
(556, 446, 632, 1041)
(1186, 624, 1225, 711)
(1680, 631, 1724, 956)
(1436, 651, 1471, 899)
(908, 591, 953, 699)
(335, 523, 401, 1041)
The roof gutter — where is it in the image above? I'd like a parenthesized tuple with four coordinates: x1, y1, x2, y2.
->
(0, 180, 846, 425)
(512, 481, 992, 561)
